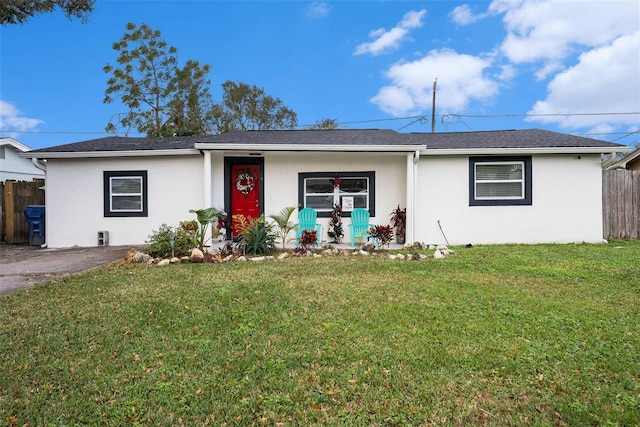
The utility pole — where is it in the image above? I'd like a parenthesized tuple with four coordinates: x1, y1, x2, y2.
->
(431, 78, 437, 133)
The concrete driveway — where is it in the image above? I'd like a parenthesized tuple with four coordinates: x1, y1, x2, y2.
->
(0, 244, 136, 296)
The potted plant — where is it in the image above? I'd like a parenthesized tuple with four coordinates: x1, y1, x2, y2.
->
(390, 205, 406, 244)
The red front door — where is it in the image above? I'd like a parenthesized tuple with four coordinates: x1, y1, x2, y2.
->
(230, 164, 261, 237)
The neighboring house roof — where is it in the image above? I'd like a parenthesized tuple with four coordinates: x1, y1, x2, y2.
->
(1, 137, 46, 181)
(1, 137, 33, 152)
(605, 148, 640, 170)
(23, 128, 629, 159)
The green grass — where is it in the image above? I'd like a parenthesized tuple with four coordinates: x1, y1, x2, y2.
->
(1, 241, 639, 426)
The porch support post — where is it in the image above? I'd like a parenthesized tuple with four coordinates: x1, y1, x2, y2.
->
(203, 150, 212, 208)
(406, 151, 417, 244)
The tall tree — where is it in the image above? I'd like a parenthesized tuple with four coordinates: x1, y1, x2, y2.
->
(164, 59, 215, 136)
(212, 81, 297, 132)
(1, 0, 94, 25)
(103, 23, 213, 137)
(308, 118, 340, 130)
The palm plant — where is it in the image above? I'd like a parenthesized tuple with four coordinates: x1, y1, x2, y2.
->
(268, 206, 298, 249)
(189, 207, 226, 251)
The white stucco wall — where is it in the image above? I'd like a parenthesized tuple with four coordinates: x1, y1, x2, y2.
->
(45, 155, 203, 247)
(414, 154, 605, 245)
(45, 150, 606, 248)
(209, 151, 408, 244)
(0, 145, 45, 182)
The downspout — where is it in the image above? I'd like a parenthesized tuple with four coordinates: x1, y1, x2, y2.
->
(412, 150, 420, 244)
(31, 157, 47, 172)
(31, 157, 48, 247)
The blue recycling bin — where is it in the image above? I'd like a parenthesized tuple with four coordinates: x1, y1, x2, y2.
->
(24, 205, 46, 246)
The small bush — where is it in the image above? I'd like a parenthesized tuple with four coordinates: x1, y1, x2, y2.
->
(297, 229, 318, 252)
(369, 224, 393, 247)
(237, 216, 276, 255)
(218, 242, 235, 258)
(146, 223, 194, 258)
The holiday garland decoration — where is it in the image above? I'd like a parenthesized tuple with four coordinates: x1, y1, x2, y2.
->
(327, 204, 344, 243)
(235, 168, 256, 195)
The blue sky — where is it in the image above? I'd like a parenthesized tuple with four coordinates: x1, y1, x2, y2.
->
(1, 0, 639, 150)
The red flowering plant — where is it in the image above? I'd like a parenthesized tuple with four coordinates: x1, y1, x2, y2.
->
(295, 229, 318, 254)
(369, 224, 394, 248)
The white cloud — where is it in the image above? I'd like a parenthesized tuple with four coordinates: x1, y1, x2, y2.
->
(0, 100, 43, 133)
(449, 4, 486, 26)
(496, 0, 639, 64)
(487, 0, 524, 15)
(371, 49, 498, 117)
(354, 9, 426, 56)
(305, 2, 330, 19)
(534, 62, 564, 81)
(498, 64, 517, 82)
(527, 31, 640, 128)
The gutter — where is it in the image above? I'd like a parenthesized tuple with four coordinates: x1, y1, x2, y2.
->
(19, 148, 201, 159)
(31, 157, 47, 172)
(194, 143, 428, 154)
(423, 146, 632, 156)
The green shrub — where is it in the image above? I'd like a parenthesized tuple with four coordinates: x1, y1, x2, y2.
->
(237, 215, 276, 255)
(146, 223, 194, 258)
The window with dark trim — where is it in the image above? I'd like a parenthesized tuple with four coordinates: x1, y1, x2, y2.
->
(298, 171, 375, 217)
(469, 156, 532, 206)
(104, 171, 148, 217)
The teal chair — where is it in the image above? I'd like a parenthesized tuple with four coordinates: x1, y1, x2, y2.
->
(349, 208, 375, 247)
(295, 208, 322, 246)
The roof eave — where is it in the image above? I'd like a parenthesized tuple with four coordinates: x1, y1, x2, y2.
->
(1, 137, 32, 152)
(19, 148, 201, 159)
(606, 148, 640, 169)
(423, 146, 631, 156)
(193, 143, 427, 153)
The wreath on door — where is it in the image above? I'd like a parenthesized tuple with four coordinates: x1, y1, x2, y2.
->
(235, 168, 256, 195)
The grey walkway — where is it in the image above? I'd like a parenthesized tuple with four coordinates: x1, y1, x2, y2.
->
(0, 245, 136, 296)
(1, 240, 407, 296)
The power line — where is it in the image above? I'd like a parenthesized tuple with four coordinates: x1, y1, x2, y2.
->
(611, 130, 640, 142)
(299, 111, 640, 129)
(446, 112, 640, 118)
(3, 111, 639, 136)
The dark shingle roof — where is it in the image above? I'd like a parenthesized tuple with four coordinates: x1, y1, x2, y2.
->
(198, 129, 415, 145)
(31, 136, 197, 153)
(28, 128, 625, 154)
(407, 128, 624, 149)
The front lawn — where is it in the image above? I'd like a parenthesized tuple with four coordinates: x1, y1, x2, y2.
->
(1, 242, 639, 425)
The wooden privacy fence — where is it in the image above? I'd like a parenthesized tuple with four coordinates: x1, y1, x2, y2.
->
(0, 179, 45, 244)
(603, 169, 640, 240)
